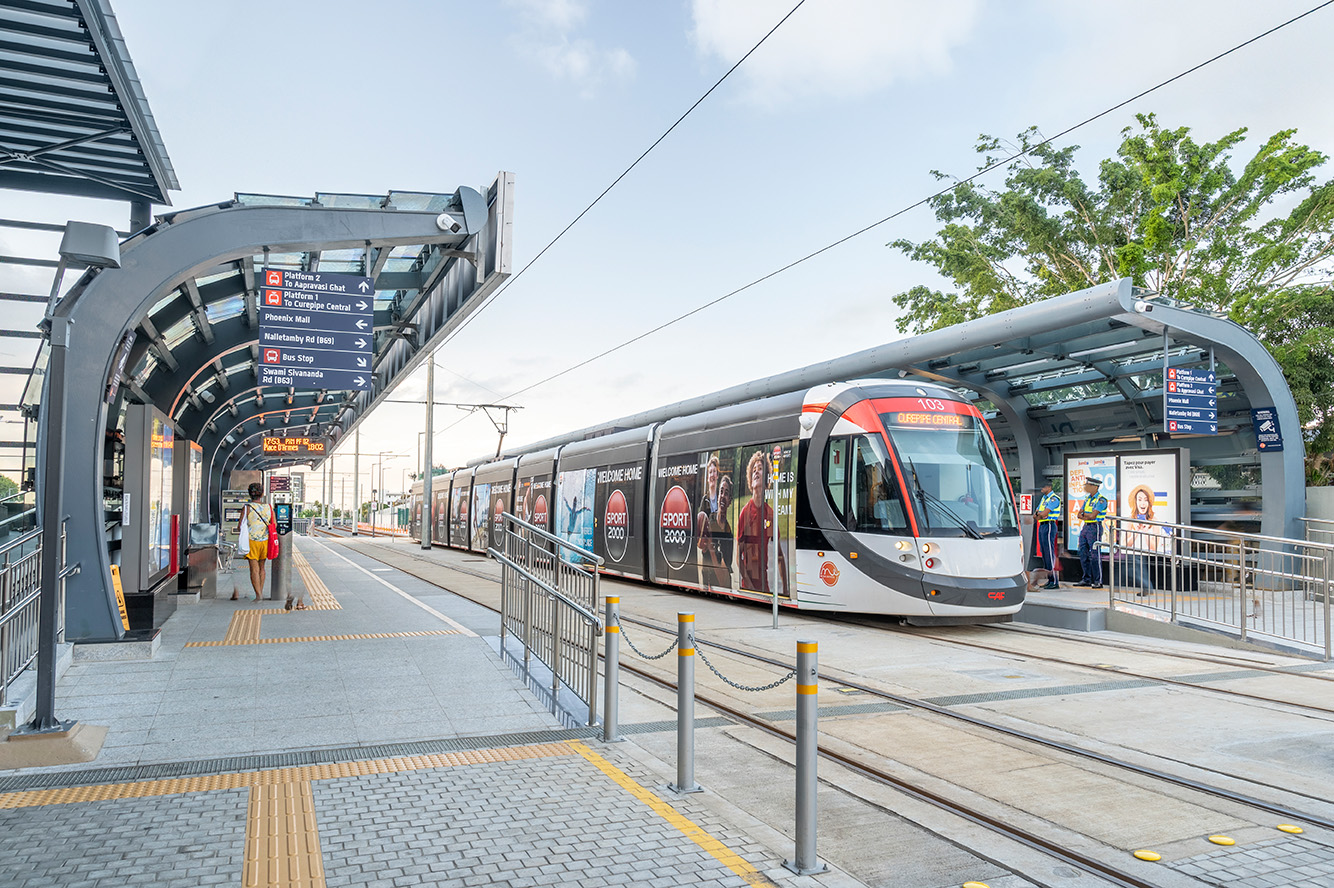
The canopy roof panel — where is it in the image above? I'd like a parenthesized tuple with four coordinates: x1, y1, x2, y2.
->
(0, 0, 178, 204)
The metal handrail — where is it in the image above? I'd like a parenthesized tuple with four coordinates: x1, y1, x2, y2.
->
(0, 524, 41, 557)
(0, 508, 37, 533)
(0, 491, 28, 504)
(1299, 517, 1334, 527)
(499, 511, 604, 566)
(489, 548, 602, 628)
(1113, 515, 1334, 552)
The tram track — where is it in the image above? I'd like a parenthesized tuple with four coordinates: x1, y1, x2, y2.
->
(315, 535, 1334, 888)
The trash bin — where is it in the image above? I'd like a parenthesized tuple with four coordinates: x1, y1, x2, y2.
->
(186, 522, 219, 599)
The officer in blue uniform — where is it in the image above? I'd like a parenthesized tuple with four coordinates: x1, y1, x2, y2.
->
(1074, 477, 1108, 588)
(1035, 482, 1061, 589)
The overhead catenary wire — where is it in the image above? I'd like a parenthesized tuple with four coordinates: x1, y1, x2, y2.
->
(496, 0, 1334, 404)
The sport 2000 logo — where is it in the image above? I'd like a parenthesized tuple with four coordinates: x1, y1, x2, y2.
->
(604, 489, 629, 562)
(658, 485, 693, 569)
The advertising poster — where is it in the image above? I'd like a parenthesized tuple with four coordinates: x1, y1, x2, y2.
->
(433, 489, 448, 544)
(653, 441, 796, 597)
(1064, 454, 1116, 552)
(488, 480, 512, 550)
(450, 481, 470, 546)
(555, 468, 596, 564)
(516, 475, 552, 530)
(470, 483, 492, 550)
(1116, 452, 1179, 554)
(596, 461, 646, 575)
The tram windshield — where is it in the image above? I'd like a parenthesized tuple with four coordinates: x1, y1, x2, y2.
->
(879, 410, 1019, 538)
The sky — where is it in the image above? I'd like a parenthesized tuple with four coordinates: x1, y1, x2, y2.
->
(5, 0, 1333, 509)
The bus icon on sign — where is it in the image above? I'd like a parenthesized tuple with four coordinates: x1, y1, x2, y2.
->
(264, 289, 283, 306)
(263, 348, 280, 364)
(265, 270, 282, 286)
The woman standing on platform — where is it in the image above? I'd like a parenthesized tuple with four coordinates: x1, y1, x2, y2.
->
(233, 482, 274, 603)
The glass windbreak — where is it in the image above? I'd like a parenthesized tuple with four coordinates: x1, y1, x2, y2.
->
(882, 414, 1018, 538)
(823, 435, 911, 535)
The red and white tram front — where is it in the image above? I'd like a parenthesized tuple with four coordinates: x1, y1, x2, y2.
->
(800, 383, 1025, 619)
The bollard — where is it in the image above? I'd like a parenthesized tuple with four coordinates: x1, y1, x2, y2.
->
(784, 640, 826, 875)
(603, 597, 622, 742)
(670, 612, 701, 793)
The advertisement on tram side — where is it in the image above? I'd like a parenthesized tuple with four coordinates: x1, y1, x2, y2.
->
(488, 480, 512, 551)
(596, 461, 646, 576)
(652, 441, 796, 599)
(516, 474, 552, 531)
(555, 468, 597, 565)
(470, 483, 491, 550)
(450, 479, 470, 547)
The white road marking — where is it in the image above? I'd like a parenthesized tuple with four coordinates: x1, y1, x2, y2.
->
(305, 537, 477, 637)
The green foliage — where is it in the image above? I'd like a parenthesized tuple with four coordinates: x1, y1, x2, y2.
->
(891, 114, 1334, 462)
(0, 475, 18, 499)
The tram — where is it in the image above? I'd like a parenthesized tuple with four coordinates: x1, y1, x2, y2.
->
(410, 381, 1025, 623)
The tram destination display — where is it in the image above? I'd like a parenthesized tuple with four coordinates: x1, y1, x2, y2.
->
(257, 267, 375, 391)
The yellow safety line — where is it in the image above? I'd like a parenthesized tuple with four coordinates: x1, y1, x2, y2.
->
(565, 741, 778, 888)
(244, 780, 326, 888)
(185, 629, 463, 648)
(294, 559, 342, 611)
(0, 743, 574, 809)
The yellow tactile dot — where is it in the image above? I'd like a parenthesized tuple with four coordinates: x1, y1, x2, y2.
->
(1133, 850, 1162, 861)
(962, 883, 991, 888)
(1277, 824, 1304, 834)
(1208, 835, 1236, 846)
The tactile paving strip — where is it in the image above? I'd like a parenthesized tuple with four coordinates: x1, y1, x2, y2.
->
(244, 780, 326, 888)
(187, 629, 464, 647)
(0, 744, 575, 809)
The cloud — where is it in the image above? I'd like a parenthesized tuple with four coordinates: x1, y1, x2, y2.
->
(690, 0, 980, 106)
(506, 0, 636, 94)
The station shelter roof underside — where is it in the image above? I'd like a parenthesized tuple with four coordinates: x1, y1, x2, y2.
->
(43, 178, 512, 639)
(0, 0, 177, 204)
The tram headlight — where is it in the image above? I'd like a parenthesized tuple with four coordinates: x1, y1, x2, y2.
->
(921, 543, 934, 554)
(895, 541, 908, 551)
(924, 557, 937, 569)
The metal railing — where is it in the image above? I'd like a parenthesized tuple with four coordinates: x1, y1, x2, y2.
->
(1106, 515, 1332, 659)
(0, 527, 43, 704)
(1300, 516, 1334, 547)
(489, 512, 603, 726)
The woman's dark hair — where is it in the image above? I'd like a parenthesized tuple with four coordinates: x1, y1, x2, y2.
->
(248, 482, 264, 499)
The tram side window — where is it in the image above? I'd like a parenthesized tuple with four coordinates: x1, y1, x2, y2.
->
(849, 436, 910, 534)
(824, 437, 848, 524)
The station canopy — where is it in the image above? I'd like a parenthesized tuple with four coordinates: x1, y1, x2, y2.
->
(0, 0, 178, 205)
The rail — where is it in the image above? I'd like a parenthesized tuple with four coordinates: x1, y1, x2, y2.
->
(1106, 515, 1332, 660)
(489, 511, 603, 726)
(0, 507, 36, 533)
(0, 527, 42, 705)
(1300, 516, 1334, 546)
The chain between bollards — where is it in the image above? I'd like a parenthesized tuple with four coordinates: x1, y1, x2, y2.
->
(784, 639, 826, 875)
(669, 612, 701, 794)
(603, 596, 622, 743)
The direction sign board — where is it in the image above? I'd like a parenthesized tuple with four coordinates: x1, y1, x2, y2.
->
(1251, 407, 1284, 452)
(269, 475, 290, 493)
(1164, 367, 1217, 435)
(258, 268, 374, 391)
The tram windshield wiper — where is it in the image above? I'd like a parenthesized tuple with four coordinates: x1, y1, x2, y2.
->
(907, 459, 983, 541)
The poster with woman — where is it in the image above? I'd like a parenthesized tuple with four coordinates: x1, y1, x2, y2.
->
(1117, 452, 1179, 554)
(733, 442, 795, 599)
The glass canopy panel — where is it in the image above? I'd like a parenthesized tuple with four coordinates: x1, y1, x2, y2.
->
(387, 191, 456, 212)
(163, 315, 196, 349)
(234, 194, 315, 207)
(1023, 381, 1121, 407)
(316, 193, 383, 209)
(205, 295, 245, 322)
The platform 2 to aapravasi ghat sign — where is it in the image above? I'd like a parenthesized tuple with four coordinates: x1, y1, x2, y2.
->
(258, 267, 375, 391)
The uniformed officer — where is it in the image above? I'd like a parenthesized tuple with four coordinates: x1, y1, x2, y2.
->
(1074, 477, 1108, 588)
(1035, 482, 1061, 589)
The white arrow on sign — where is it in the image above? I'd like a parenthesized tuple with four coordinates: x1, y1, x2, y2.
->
(358, 281, 371, 293)
(355, 376, 365, 386)
(355, 338, 367, 348)
(356, 357, 367, 368)
(356, 300, 368, 310)
(356, 319, 368, 329)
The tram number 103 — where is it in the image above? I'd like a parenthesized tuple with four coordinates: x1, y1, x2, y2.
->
(916, 398, 949, 411)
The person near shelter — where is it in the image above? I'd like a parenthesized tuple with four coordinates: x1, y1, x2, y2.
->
(1074, 477, 1108, 588)
(1034, 482, 1061, 589)
(233, 482, 274, 603)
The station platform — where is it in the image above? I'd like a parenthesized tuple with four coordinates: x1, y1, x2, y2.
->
(0, 535, 873, 888)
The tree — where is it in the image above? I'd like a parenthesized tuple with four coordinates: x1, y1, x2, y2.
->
(890, 113, 1334, 457)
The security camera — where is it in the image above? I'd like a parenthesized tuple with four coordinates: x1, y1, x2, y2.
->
(435, 213, 462, 233)
(1134, 300, 1153, 313)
